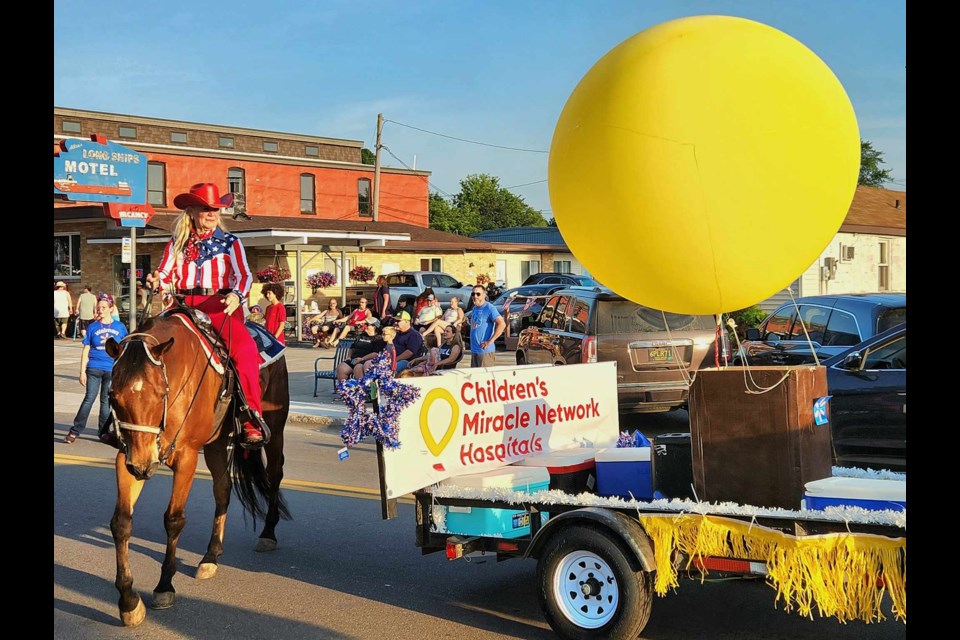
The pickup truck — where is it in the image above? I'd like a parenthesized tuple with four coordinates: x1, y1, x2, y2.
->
(381, 271, 474, 311)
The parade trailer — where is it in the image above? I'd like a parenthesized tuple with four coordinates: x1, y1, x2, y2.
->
(367, 362, 906, 640)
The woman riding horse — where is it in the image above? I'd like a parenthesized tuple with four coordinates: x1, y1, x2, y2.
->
(146, 182, 268, 448)
(105, 310, 290, 626)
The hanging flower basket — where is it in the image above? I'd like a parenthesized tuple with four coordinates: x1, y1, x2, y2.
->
(306, 271, 338, 294)
(256, 265, 290, 283)
(349, 265, 375, 283)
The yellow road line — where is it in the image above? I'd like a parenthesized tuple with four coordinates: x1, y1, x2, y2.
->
(54, 453, 414, 504)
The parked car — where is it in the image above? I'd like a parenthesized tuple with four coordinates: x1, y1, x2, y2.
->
(462, 284, 568, 349)
(735, 293, 906, 366)
(521, 272, 600, 287)
(824, 323, 906, 472)
(515, 287, 727, 413)
(383, 271, 474, 310)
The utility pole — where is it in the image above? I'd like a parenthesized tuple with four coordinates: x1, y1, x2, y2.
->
(372, 113, 383, 222)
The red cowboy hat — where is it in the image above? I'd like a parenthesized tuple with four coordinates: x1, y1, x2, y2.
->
(173, 183, 233, 211)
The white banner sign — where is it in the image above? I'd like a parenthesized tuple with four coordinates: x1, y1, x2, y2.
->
(382, 362, 620, 498)
(121, 237, 132, 263)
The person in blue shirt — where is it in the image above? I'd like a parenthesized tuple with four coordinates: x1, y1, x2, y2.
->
(392, 311, 425, 373)
(64, 294, 129, 444)
(468, 285, 505, 368)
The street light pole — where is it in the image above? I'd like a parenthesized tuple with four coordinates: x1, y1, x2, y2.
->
(372, 113, 383, 222)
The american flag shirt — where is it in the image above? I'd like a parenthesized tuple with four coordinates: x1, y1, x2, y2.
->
(156, 227, 253, 301)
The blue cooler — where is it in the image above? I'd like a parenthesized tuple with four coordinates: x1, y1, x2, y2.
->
(514, 448, 597, 494)
(803, 477, 906, 512)
(595, 447, 653, 500)
(437, 466, 550, 538)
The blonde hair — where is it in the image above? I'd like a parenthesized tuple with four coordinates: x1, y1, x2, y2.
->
(382, 326, 397, 339)
(171, 206, 226, 255)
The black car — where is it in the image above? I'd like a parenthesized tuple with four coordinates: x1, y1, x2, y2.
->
(521, 272, 600, 287)
(735, 293, 906, 366)
(462, 284, 567, 349)
(825, 323, 906, 472)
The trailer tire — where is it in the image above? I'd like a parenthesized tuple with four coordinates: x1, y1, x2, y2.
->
(536, 524, 652, 640)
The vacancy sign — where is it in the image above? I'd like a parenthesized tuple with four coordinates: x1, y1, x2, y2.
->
(54, 135, 148, 204)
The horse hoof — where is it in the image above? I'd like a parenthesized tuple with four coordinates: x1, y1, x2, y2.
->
(196, 562, 218, 580)
(151, 590, 176, 610)
(255, 538, 277, 552)
(120, 598, 146, 627)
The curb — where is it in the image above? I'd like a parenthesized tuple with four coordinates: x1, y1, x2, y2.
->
(288, 413, 341, 428)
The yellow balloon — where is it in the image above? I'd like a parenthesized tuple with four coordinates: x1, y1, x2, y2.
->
(549, 16, 860, 314)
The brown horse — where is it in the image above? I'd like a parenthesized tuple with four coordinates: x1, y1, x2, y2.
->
(104, 313, 290, 627)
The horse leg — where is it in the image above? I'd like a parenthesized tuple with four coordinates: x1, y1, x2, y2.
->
(151, 451, 199, 610)
(257, 433, 285, 552)
(197, 439, 231, 579)
(111, 453, 148, 627)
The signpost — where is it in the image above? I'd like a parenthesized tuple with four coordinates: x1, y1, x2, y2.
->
(54, 135, 150, 330)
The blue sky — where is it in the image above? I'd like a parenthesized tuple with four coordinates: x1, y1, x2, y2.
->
(53, 0, 905, 219)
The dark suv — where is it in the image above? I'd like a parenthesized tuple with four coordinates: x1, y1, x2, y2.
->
(521, 272, 599, 287)
(515, 287, 727, 413)
(735, 293, 906, 366)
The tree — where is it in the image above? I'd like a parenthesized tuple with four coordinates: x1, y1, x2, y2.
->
(361, 148, 376, 165)
(453, 174, 547, 232)
(859, 140, 894, 187)
(428, 193, 479, 236)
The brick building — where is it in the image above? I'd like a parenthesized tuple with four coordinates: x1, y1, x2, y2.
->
(53, 107, 496, 335)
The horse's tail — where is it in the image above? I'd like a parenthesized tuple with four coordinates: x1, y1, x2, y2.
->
(230, 447, 291, 526)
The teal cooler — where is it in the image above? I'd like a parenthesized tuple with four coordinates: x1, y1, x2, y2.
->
(437, 466, 550, 538)
(595, 447, 653, 500)
(513, 447, 597, 494)
(803, 477, 906, 512)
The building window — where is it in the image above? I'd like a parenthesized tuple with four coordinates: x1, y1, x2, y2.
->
(118, 125, 137, 139)
(300, 174, 315, 214)
(878, 241, 890, 291)
(322, 257, 352, 283)
(358, 178, 372, 217)
(54, 233, 82, 279)
(227, 167, 245, 196)
(170, 132, 188, 143)
(263, 141, 279, 153)
(554, 260, 572, 273)
(147, 161, 166, 206)
(219, 136, 234, 148)
(420, 258, 442, 272)
(305, 145, 319, 157)
(62, 120, 81, 134)
(521, 260, 541, 282)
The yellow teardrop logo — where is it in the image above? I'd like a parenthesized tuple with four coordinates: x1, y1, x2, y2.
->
(419, 388, 459, 456)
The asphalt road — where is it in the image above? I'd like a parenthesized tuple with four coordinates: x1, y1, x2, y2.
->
(53, 339, 906, 639)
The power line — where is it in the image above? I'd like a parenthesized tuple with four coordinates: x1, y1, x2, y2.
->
(503, 179, 548, 190)
(384, 119, 548, 153)
(381, 145, 456, 199)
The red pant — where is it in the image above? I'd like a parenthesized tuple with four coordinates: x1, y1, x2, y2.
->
(186, 295, 262, 416)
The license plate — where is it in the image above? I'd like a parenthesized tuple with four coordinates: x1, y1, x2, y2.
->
(649, 348, 672, 361)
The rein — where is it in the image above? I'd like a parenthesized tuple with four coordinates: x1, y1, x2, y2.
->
(113, 322, 222, 462)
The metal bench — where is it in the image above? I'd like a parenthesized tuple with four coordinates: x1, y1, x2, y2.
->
(314, 338, 354, 396)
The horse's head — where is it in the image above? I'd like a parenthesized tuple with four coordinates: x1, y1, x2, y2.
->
(107, 334, 175, 480)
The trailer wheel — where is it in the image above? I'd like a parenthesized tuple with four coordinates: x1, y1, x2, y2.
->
(537, 525, 652, 640)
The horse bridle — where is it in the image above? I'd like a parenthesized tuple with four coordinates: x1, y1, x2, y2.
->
(110, 333, 171, 457)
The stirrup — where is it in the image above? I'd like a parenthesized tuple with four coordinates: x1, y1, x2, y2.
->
(238, 412, 270, 450)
